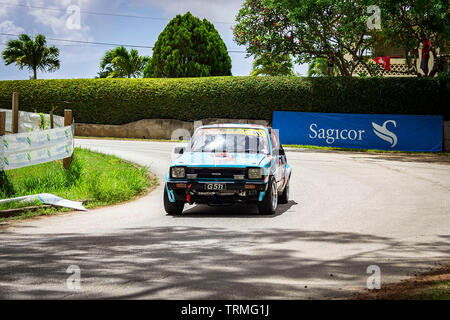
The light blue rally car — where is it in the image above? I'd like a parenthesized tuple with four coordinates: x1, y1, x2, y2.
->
(164, 124, 291, 215)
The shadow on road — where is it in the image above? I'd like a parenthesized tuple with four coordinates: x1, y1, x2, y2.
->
(0, 226, 447, 299)
(178, 200, 298, 218)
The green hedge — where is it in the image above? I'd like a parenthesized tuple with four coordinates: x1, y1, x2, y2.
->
(0, 76, 448, 124)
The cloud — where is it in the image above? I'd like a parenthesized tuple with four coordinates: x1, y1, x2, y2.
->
(0, 20, 25, 35)
(0, 21, 25, 48)
(0, 0, 19, 18)
(131, 0, 244, 24)
(26, 0, 92, 40)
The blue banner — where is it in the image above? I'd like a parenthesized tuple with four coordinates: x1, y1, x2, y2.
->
(273, 111, 443, 152)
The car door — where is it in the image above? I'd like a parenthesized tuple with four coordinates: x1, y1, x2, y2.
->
(270, 129, 285, 188)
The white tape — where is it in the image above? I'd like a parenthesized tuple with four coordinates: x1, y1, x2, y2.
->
(1, 124, 74, 171)
(0, 108, 65, 133)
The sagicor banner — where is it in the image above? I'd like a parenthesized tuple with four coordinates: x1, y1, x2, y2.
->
(272, 111, 443, 152)
(0, 124, 74, 171)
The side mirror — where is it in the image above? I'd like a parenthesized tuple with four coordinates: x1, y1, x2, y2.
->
(278, 148, 285, 156)
(174, 147, 185, 155)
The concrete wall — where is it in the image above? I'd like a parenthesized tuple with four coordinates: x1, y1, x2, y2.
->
(75, 119, 193, 140)
(444, 121, 450, 152)
(75, 118, 269, 140)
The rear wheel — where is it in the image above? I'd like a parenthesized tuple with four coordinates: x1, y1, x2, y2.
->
(258, 177, 278, 215)
(163, 186, 184, 215)
(278, 178, 289, 204)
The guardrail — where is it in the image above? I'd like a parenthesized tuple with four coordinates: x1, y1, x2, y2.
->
(0, 92, 74, 171)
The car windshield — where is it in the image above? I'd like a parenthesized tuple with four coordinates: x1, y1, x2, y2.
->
(190, 127, 270, 154)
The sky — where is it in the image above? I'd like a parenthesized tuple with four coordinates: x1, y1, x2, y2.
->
(0, 0, 308, 80)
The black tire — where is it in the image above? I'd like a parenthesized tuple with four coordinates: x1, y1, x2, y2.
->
(257, 177, 278, 215)
(163, 186, 184, 215)
(278, 178, 289, 204)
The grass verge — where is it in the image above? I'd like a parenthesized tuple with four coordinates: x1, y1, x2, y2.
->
(354, 264, 450, 300)
(284, 144, 450, 156)
(0, 147, 157, 222)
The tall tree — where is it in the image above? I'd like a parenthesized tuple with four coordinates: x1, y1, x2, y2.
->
(379, 0, 449, 76)
(148, 12, 232, 77)
(99, 46, 149, 78)
(234, 0, 383, 76)
(251, 53, 294, 76)
(2, 34, 60, 79)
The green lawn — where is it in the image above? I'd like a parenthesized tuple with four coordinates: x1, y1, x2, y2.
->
(0, 148, 157, 221)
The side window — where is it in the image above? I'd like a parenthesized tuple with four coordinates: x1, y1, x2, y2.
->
(270, 129, 279, 152)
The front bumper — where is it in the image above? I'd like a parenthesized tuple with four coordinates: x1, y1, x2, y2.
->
(166, 180, 268, 204)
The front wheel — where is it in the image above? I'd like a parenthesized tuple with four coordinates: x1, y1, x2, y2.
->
(163, 186, 184, 215)
(258, 177, 278, 215)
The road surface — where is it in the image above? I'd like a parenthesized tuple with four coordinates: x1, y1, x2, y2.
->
(0, 139, 449, 299)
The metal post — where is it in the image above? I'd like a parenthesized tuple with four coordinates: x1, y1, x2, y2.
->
(63, 109, 73, 170)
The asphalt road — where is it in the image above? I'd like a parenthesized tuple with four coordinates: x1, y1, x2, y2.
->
(0, 139, 449, 299)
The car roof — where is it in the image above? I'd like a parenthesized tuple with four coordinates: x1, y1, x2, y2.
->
(197, 123, 270, 130)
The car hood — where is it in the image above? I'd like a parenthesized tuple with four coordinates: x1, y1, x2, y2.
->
(172, 152, 270, 168)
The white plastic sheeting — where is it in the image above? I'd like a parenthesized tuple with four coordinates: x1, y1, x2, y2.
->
(0, 108, 65, 133)
(0, 124, 74, 171)
(0, 193, 87, 211)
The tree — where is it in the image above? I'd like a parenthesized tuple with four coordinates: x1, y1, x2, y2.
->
(143, 57, 153, 78)
(234, 0, 383, 76)
(251, 53, 294, 76)
(379, 0, 449, 76)
(307, 57, 340, 77)
(148, 12, 232, 77)
(307, 58, 328, 77)
(99, 46, 149, 78)
(2, 34, 60, 79)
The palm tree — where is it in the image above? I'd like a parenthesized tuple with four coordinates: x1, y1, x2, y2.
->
(307, 58, 328, 77)
(251, 54, 294, 76)
(307, 57, 340, 77)
(99, 46, 149, 78)
(2, 34, 60, 79)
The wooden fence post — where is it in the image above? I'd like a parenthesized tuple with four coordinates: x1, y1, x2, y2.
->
(11, 92, 19, 134)
(0, 111, 5, 136)
(50, 111, 54, 129)
(63, 109, 73, 170)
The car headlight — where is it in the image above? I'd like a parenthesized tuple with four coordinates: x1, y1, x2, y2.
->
(248, 167, 263, 180)
(170, 167, 186, 178)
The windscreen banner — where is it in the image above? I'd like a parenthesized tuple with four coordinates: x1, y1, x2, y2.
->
(272, 111, 443, 152)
